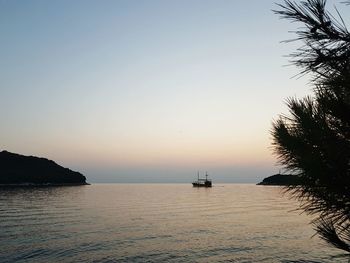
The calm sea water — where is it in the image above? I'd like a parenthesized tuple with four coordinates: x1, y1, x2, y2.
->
(0, 184, 348, 262)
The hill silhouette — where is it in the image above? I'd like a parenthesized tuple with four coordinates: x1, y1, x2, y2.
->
(257, 174, 301, 186)
(0, 150, 87, 185)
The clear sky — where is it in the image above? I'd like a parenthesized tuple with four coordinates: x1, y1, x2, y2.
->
(2, 0, 342, 183)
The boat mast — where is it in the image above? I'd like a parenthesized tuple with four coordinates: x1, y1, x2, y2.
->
(206, 171, 208, 181)
(197, 171, 199, 181)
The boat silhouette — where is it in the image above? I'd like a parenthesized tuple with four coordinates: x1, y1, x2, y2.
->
(192, 171, 212, 187)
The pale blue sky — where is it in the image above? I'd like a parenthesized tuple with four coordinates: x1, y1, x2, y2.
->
(2, 0, 343, 183)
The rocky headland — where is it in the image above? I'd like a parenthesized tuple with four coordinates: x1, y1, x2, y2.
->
(0, 150, 88, 186)
(257, 173, 301, 186)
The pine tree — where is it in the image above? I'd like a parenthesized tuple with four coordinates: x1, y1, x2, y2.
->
(272, 0, 350, 252)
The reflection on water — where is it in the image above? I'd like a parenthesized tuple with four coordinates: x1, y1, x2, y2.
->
(0, 184, 347, 262)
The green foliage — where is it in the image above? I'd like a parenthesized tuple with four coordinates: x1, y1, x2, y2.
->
(273, 0, 350, 252)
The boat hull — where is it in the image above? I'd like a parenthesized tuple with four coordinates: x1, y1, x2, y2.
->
(192, 182, 212, 187)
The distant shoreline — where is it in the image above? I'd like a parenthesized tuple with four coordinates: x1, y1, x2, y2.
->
(0, 150, 88, 186)
(257, 174, 301, 186)
(0, 182, 90, 187)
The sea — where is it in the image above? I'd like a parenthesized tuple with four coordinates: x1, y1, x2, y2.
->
(0, 184, 348, 263)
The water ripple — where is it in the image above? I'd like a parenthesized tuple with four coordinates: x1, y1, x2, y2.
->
(0, 184, 347, 262)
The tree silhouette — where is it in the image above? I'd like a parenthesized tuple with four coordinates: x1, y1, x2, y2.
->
(272, 0, 350, 252)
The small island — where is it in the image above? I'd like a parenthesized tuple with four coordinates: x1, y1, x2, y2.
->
(257, 173, 301, 186)
(0, 150, 88, 186)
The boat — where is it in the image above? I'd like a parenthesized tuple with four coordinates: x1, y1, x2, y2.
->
(192, 171, 212, 187)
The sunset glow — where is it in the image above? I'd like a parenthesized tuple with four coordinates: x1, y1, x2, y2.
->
(0, 0, 314, 182)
